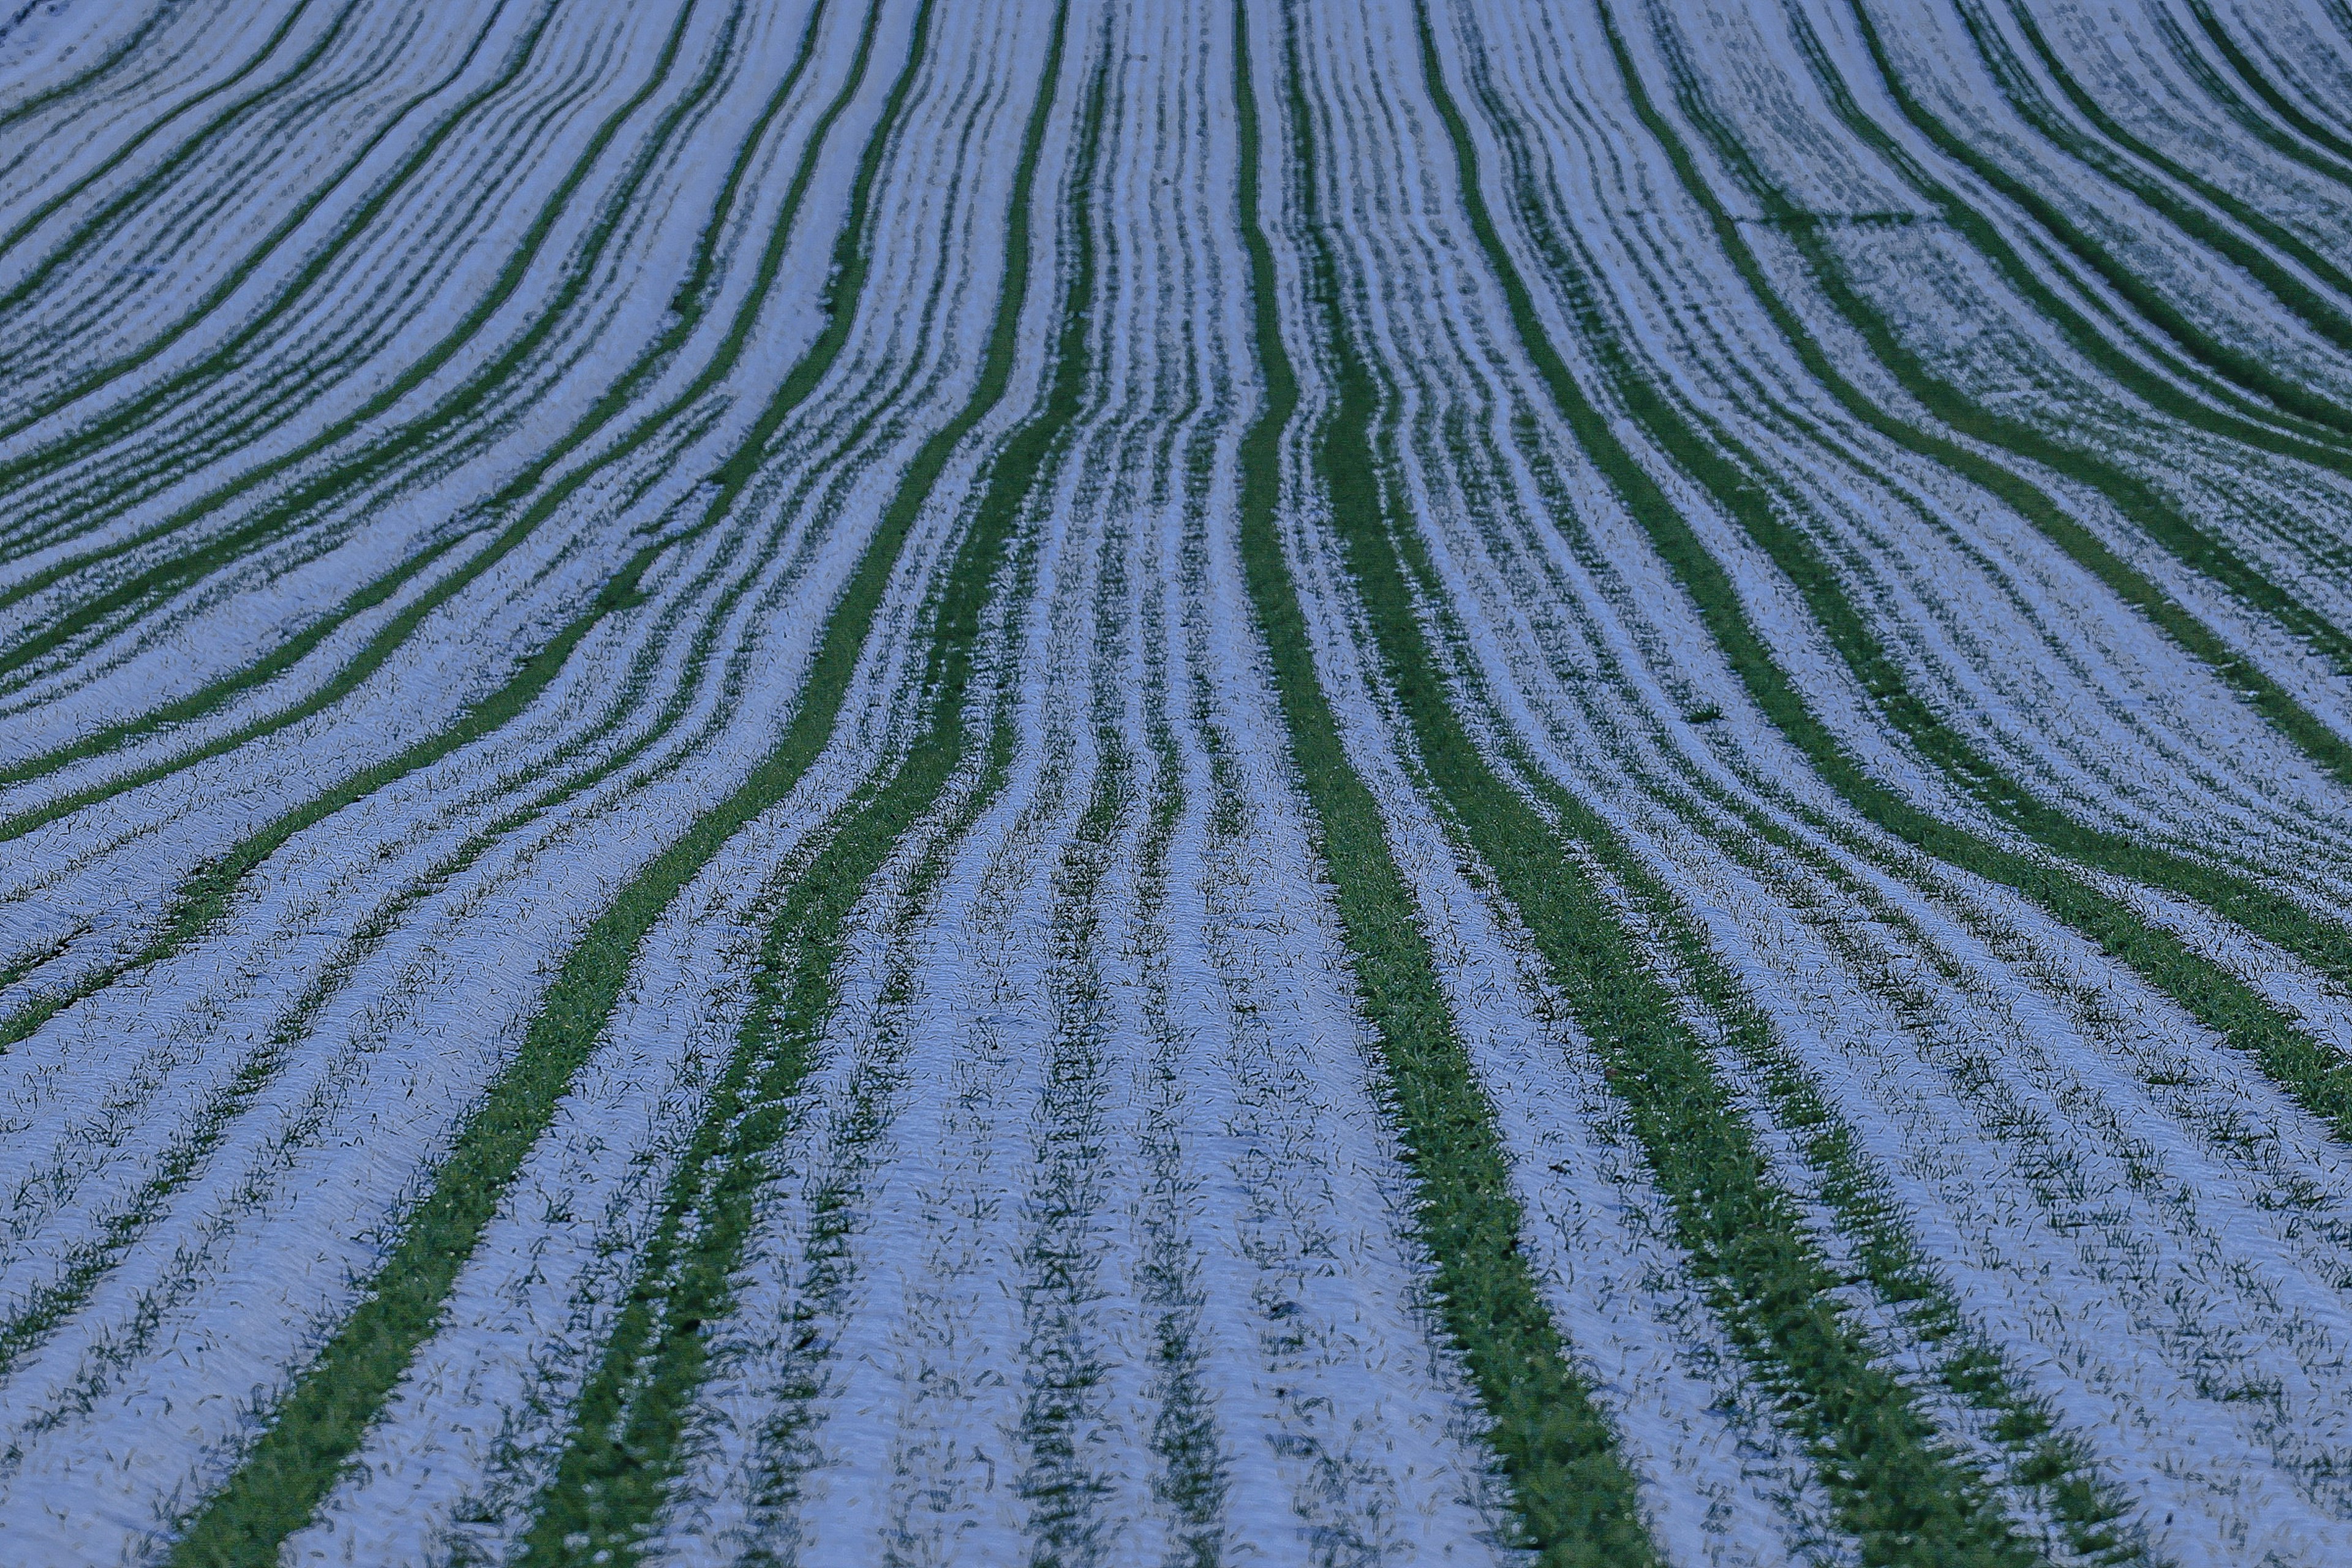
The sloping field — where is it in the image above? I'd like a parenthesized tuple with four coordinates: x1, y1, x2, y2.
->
(5, 0, 2352, 1562)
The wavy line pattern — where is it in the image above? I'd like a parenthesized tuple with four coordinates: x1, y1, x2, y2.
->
(2, 1, 2350, 1564)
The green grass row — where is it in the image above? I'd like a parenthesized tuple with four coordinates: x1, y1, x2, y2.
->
(1254, 6, 2048, 1558)
(1235, 6, 1659, 1561)
(517, 18, 1093, 1561)
(153, 2, 1026, 1557)
(0, 0, 892, 1064)
(1482, 0, 2352, 1144)
(1621, 2, 2352, 787)
(0, 0, 715, 666)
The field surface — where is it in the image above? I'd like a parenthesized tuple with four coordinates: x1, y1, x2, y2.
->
(4, 0, 2352, 1563)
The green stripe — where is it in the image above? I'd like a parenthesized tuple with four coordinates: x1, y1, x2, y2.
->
(1271, 1, 2067, 1558)
(1628, 1, 2352, 780)
(0, 0, 342, 303)
(1232, 6, 1660, 1562)
(1442, 0, 2352, 1152)
(1120, 139, 1231, 1559)
(156, 2, 1082, 1558)
(0, 0, 874, 828)
(1014, 59, 1153, 1544)
(514, 13, 1087, 1559)
(0, 0, 524, 468)
(0, 0, 714, 639)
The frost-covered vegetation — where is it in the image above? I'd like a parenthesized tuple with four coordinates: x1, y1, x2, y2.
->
(4, 0, 2352, 1563)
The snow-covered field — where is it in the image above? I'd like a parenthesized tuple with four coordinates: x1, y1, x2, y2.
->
(4, 0, 2351, 1562)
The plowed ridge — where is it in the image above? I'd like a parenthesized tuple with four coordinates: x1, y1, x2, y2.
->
(2, 1, 2350, 1564)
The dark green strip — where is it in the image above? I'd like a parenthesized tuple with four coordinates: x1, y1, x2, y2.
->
(1626, 1, 2352, 778)
(1126, 201, 1228, 1564)
(0, 0, 714, 643)
(1232, 6, 1659, 1563)
(0, 0, 523, 464)
(0, 0, 873, 829)
(514, 14, 1085, 1559)
(1444, 0, 2352, 1149)
(157, 3, 1071, 1558)
(1268, 5, 2034, 1558)
(1014, 86, 1150, 1544)
(0, 0, 339, 296)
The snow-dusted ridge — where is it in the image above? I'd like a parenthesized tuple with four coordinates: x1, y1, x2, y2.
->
(3, 1, 2352, 1564)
